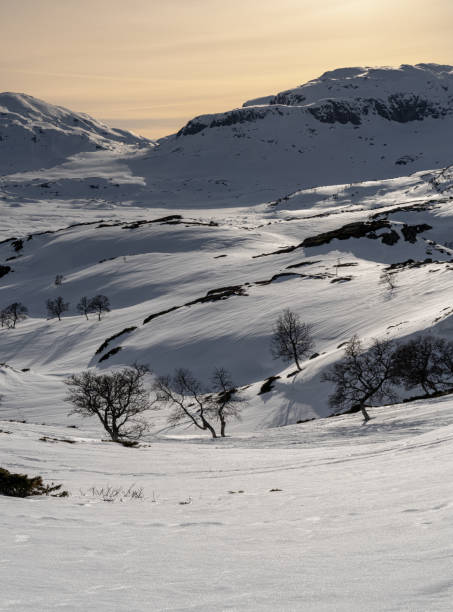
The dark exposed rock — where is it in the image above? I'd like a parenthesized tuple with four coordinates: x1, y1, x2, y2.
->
(308, 100, 362, 125)
(0, 265, 12, 278)
(254, 220, 396, 258)
(178, 107, 281, 136)
(98, 346, 122, 362)
(301, 220, 391, 248)
(258, 376, 281, 395)
(400, 223, 432, 243)
(380, 230, 400, 245)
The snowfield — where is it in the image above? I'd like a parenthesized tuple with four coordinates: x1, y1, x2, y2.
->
(2, 64, 453, 610)
(2, 398, 453, 611)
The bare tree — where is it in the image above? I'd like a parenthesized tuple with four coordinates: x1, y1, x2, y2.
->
(380, 270, 397, 293)
(54, 274, 64, 287)
(271, 308, 314, 371)
(65, 364, 152, 442)
(76, 296, 91, 320)
(1, 308, 12, 328)
(89, 295, 110, 321)
(3, 302, 28, 329)
(46, 297, 69, 321)
(322, 335, 397, 421)
(210, 367, 246, 437)
(392, 335, 453, 395)
(154, 368, 217, 438)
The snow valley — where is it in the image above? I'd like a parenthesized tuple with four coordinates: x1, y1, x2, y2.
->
(2, 63, 453, 611)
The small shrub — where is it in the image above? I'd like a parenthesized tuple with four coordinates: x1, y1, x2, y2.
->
(80, 484, 144, 502)
(0, 467, 68, 498)
(119, 439, 139, 448)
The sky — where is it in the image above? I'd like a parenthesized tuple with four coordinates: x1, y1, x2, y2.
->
(1, 0, 453, 139)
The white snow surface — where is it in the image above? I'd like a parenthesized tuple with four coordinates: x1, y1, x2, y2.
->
(2, 64, 453, 610)
(2, 398, 453, 610)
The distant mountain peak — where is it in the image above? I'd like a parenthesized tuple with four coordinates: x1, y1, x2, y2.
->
(0, 92, 152, 173)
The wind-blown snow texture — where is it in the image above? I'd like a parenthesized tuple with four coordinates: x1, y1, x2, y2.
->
(2, 64, 453, 610)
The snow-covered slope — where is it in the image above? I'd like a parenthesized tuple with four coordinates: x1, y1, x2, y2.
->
(2, 165, 453, 431)
(0, 92, 151, 174)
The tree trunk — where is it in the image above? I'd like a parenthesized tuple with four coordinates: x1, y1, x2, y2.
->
(360, 403, 371, 421)
(220, 419, 226, 437)
(202, 419, 217, 438)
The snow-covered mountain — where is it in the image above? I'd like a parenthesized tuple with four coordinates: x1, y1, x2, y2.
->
(0, 92, 151, 174)
(2, 63, 453, 211)
(158, 63, 453, 201)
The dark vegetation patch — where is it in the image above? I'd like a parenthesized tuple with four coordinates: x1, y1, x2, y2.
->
(98, 346, 122, 362)
(143, 306, 180, 325)
(12, 239, 23, 252)
(285, 260, 321, 269)
(258, 376, 281, 395)
(119, 215, 218, 230)
(433, 307, 453, 324)
(122, 215, 182, 229)
(331, 276, 353, 283)
(0, 467, 68, 498)
(385, 258, 439, 271)
(39, 436, 76, 444)
(119, 440, 140, 448)
(95, 326, 137, 355)
(255, 272, 300, 286)
(370, 201, 437, 219)
(337, 341, 349, 349)
(204, 285, 245, 299)
(336, 262, 358, 268)
(143, 286, 247, 325)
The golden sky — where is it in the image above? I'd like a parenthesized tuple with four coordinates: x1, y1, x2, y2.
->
(2, 0, 453, 139)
